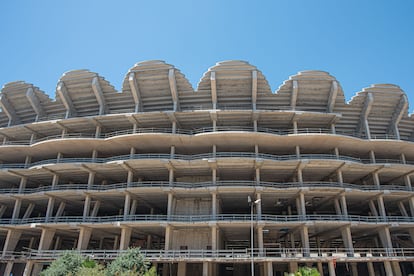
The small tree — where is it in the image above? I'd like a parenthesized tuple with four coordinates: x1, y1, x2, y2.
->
(40, 251, 84, 276)
(106, 247, 151, 276)
(285, 266, 320, 276)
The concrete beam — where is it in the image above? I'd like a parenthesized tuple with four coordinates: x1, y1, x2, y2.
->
(0, 94, 21, 126)
(387, 94, 408, 139)
(57, 81, 77, 118)
(128, 72, 143, 112)
(327, 81, 338, 113)
(91, 77, 108, 115)
(357, 92, 374, 138)
(252, 70, 258, 110)
(210, 71, 217, 109)
(291, 80, 298, 110)
(26, 87, 46, 120)
(168, 68, 180, 111)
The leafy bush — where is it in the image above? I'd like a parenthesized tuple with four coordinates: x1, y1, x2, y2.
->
(285, 266, 320, 276)
(106, 248, 151, 276)
(40, 251, 84, 276)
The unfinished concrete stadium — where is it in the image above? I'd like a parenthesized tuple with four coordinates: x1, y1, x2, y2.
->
(0, 60, 414, 276)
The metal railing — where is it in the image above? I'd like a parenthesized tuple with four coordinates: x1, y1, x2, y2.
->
(2, 247, 414, 262)
(1, 126, 412, 146)
(1, 151, 409, 170)
(0, 181, 411, 195)
(0, 214, 413, 226)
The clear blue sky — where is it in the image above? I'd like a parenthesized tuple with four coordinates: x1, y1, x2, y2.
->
(1, 1, 414, 111)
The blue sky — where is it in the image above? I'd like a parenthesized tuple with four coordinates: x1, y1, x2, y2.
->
(1, 1, 413, 111)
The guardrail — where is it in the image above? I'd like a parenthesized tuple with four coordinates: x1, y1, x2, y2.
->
(0, 152, 410, 170)
(0, 214, 413, 226)
(0, 181, 410, 195)
(1, 126, 410, 146)
(2, 247, 414, 262)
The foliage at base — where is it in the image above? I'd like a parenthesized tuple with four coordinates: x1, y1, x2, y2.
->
(285, 266, 320, 276)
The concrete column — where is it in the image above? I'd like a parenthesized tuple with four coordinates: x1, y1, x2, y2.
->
(124, 193, 131, 219)
(398, 201, 408, 216)
(334, 199, 342, 215)
(297, 192, 306, 217)
(367, 262, 375, 276)
(377, 195, 387, 218)
(337, 169, 343, 185)
(404, 175, 412, 190)
(317, 262, 323, 275)
(51, 173, 59, 187)
(295, 145, 300, 158)
(372, 172, 380, 187)
(2, 230, 22, 256)
(384, 261, 393, 276)
(391, 262, 402, 276)
(45, 196, 55, 221)
(38, 228, 56, 250)
(409, 197, 414, 217)
(297, 168, 303, 184)
(18, 176, 27, 193)
(211, 192, 217, 219)
(95, 125, 101, 138)
(300, 226, 310, 256)
(341, 226, 354, 256)
(340, 195, 348, 217)
(211, 225, 217, 250)
(113, 235, 119, 250)
(168, 168, 174, 186)
(369, 200, 379, 216)
(11, 198, 22, 220)
(331, 123, 336, 134)
(369, 150, 376, 163)
(165, 225, 172, 250)
(172, 121, 177, 134)
(23, 261, 34, 276)
(170, 145, 175, 159)
(130, 199, 137, 215)
(265, 261, 273, 276)
(127, 170, 133, 186)
(350, 263, 358, 276)
(91, 200, 100, 217)
(22, 203, 35, 219)
(119, 227, 132, 250)
(83, 195, 91, 218)
(328, 260, 336, 276)
(167, 193, 173, 219)
(177, 262, 186, 276)
(365, 120, 371, 140)
(400, 153, 406, 164)
(289, 262, 298, 273)
(4, 261, 14, 276)
(256, 193, 262, 219)
(255, 167, 260, 185)
(203, 261, 210, 276)
(0, 205, 6, 218)
(87, 172, 95, 189)
(293, 120, 298, 134)
(257, 226, 264, 255)
(77, 227, 92, 250)
(212, 168, 217, 185)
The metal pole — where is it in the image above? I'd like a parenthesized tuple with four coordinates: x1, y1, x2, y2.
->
(251, 201, 254, 276)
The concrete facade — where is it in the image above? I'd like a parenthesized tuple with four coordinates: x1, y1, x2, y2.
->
(0, 60, 414, 275)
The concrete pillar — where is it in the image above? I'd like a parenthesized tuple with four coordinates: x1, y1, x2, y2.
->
(317, 262, 323, 275)
(372, 172, 380, 187)
(398, 202, 408, 216)
(253, 120, 258, 132)
(350, 263, 358, 276)
(328, 260, 336, 276)
(45, 196, 55, 221)
(265, 261, 273, 276)
(170, 145, 175, 159)
(369, 200, 379, 216)
(256, 193, 262, 219)
(367, 262, 375, 276)
(4, 261, 14, 276)
(22, 203, 35, 219)
(168, 168, 174, 186)
(91, 200, 100, 217)
(172, 121, 177, 134)
(87, 172, 95, 188)
(203, 261, 210, 276)
(124, 193, 131, 219)
(119, 227, 132, 250)
(255, 167, 260, 185)
(177, 262, 186, 276)
(113, 235, 119, 250)
(391, 262, 402, 276)
(384, 261, 393, 276)
(95, 125, 101, 138)
(130, 199, 137, 215)
(365, 120, 371, 140)
(295, 145, 300, 158)
(165, 225, 172, 250)
(2, 230, 22, 256)
(257, 226, 264, 255)
(337, 169, 343, 185)
(23, 260, 34, 276)
(289, 262, 298, 273)
(340, 195, 348, 217)
(211, 192, 217, 219)
(212, 168, 217, 185)
(293, 120, 298, 134)
(409, 197, 414, 217)
(341, 226, 354, 256)
(211, 225, 217, 250)
(331, 123, 336, 134)
(404, 175, 412, 190)
(77, 227, 92, 250)
(51, 173, 59, 187)
(127, 170, 133, 186)
(11, 198, 22, 220)
(83, 195, 91, 218)
(369, 150, 376, 163)
(377, 195, 387, 218)
(167, 193, 173, 219)
(300, 226, 310, 256)
(296, 192, 306, 217)
(334, 199, 341, 215)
